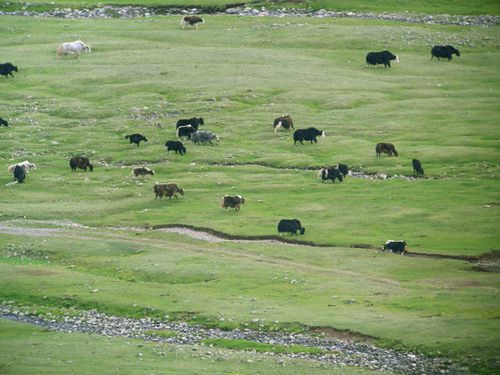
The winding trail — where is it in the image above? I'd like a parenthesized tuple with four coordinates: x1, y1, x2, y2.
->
(0, 220, 484, 262)
(0, 220, 406, 286)
(154, 223, 483, 262)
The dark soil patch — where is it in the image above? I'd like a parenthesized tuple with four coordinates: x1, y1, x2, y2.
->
(408, 251, 479, 262)
(311, 326, 376, 343)
(477, 250, 500, 261)
(350, 243, 377, 249)
(470, 251, 500, 273)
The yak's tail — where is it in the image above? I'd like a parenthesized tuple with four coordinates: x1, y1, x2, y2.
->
(56, 45, 64, 57)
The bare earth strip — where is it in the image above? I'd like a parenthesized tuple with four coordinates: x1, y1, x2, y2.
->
(0, 221, 490, 263)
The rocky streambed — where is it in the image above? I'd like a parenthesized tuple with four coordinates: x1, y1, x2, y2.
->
(0, 4, 498, 27)
(0, 304, 470, 374)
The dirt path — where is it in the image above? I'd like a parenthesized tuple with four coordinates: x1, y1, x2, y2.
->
(0, 220, 403, 286)
(0, 220, 488, 264)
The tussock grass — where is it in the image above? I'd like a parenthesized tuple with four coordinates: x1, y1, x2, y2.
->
(203, 338, 330, 355)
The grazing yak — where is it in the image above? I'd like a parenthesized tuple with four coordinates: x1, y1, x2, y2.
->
(366, 50, 399, 68)
(0, 117, 8, 127)
(0, 63, 18, 78)
(383, 240, 408, 255)
(70, 156, 93, 172)
(293, 127, 325, 145)
(181, 15, 205, 28)
(132, 167, 154, 177)
(273, 115, 294, 132)
(125, 133, 148, 147)
(176, 125, 197, 139)
(337, 163, 349, 177)
(191, 130, 218, 145)
(318, 167, 343, 183)
(277, 219, 305, 236)
(222, 195, 245, 211)
(376, 142, 398, 157)
(8, 160, 36, 174)
(13, 165, 26, 183)
(176, 117, 204, 130)
(165, 140, 186, 155)
(431, 45, 460, 61)
(412, 159, 424, 175)
(56, 40, 91, 58)
(153, 183, 184, 200)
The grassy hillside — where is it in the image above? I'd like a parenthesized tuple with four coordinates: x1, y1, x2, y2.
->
(0, 16, 498, 255)
(0, 14, 498, 374)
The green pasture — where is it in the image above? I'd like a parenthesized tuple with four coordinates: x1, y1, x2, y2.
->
(0, 16, 498, 255)
(0, 13, 499, 374)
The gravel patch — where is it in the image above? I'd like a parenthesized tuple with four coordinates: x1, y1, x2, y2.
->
(227, 7, 499, 27)
(156, 226, 303, 246)
(0, 220, 87, 238)
(0, 223, 64, 237)
(157, 226, 226, 243)
(0, 304, 470, 374)
(0, 5, 498, 27)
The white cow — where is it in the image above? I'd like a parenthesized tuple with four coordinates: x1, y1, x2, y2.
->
(7, 160, 37, 173)
(56, 40, 91, 58)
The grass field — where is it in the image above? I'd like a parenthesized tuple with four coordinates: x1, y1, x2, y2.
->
(0, 11, 499, 374)
(0, 16, 498, 255)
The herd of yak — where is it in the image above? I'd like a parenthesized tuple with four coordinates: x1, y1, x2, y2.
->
(1, 17, 462, 252)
